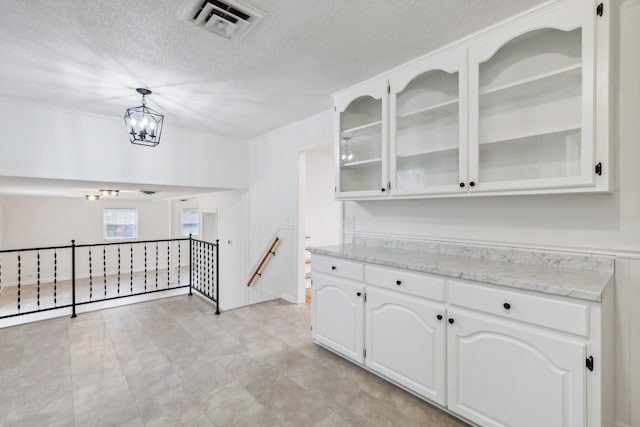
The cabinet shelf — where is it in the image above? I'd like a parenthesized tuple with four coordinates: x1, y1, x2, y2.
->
(342, 120, 383, 136)
(480, 124, 581, 146)
(398, 99, 459, 120)
(342, 158, 382, 168)
(397, 145, 458, 159)
(480, 63, 581, 107)
(396, 99, 459, 132)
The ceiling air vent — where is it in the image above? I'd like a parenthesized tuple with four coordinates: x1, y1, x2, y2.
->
(177, 0, 266, 41)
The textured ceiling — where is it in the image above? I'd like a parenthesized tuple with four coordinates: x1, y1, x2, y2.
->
(0, 0, 547, 140)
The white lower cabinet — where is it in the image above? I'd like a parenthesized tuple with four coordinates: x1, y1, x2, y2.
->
(365, 287, 446, 405)
(447, 308, 586, 427)
(311, 272, 364, 364)
(310, 254, 611, 427)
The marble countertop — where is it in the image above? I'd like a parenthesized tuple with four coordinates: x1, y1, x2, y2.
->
(309, 243, 614, 302)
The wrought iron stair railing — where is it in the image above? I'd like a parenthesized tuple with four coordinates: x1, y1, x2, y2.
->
(0, 235, 220, 323)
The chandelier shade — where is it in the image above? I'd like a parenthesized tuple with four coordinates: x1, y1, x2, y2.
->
(124, 88, 164, 147)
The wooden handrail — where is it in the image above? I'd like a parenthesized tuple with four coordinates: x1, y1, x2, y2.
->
(247, 237, 280, 287)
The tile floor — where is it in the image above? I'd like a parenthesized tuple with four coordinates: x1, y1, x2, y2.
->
(0, 296, 468, 427)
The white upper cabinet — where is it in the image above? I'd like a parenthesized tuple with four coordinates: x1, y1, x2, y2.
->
(389, 48, 468, 196)
(468, 0, 599, 193)
(332, 0, 612, 200)
(334, 79, 389, 199)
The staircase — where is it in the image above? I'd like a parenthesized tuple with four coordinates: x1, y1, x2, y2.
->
(305, 236, 311, 304)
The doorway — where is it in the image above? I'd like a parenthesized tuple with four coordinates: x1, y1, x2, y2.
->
(297, 143, 342, 304)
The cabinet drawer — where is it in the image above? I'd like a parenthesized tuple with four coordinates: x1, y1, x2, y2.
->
(365, 265, 445, 301)
(312, 254, 363, 281)
(449, 280, 589, 337)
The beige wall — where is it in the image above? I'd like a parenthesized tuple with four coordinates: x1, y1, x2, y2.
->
(1, 195, 170, 249)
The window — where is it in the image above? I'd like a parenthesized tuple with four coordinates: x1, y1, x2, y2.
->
(182, 208, 199, 236)
(103, 208, 138, 240)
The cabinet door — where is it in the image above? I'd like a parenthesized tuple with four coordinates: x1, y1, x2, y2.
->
(447, 309, 586, 427)
(311, 273, 364, 363)
(365, 287, 446, 405)
(468, 0, 596, 193)
(389, 48, 468, 196)
(334, 79, 389, 199)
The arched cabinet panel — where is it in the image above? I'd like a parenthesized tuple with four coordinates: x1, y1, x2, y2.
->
(334, 79, 389, 198)
(447, 308, 586, 427)
(365, 287, 446, 404)
(468, 0, 597, 192)
(389, 48, 468, 196)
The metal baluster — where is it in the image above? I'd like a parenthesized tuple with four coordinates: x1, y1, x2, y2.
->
(207, 243, 211, 297)
(130, 244, 133, 295)
(194, 242, 198, 291)
(177, 240, 181, 286)
(117, 245, 121, 296)
(103, 246, 107, 299)
(155, 242, 159, 289)
(88, 248, 93, 301)
(37, 251, 40, 309)
(17, 253, 21, 312)
(144, 243, 147, 292)
(188, 235, 193, 295)
(201, 242, 205, 293)
(167, 241, 170, 288)
(215, 240, 220, 315)
(53, 250, 57, 306)
(71, 240, 76, 318)
(199, 242, 203, 291)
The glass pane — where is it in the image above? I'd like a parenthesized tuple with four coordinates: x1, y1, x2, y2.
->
(182, 208, 199, 236)
(395, 69, 459, 190)
(340, 96, 382, 193)
(104, 209, 137, 239)
(183, 224, 199, 236)
(479, 130, 581, 182)
(478, 28, 582, 183)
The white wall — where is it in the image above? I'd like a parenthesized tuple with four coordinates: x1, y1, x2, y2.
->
(305, 144, 341, 248)
(0, 195, 172, 285)
(0, 198, 3, 250)
(0, 99, 248, 190)
(198, 190, 249, 310)
(247, 112, 333, 302)
(1, 195, 170, 248)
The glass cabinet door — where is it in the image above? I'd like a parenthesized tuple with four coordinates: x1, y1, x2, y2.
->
(468, 1, 595, 192)
(335, 80, 388, 197)
(389, 49, 467, 196)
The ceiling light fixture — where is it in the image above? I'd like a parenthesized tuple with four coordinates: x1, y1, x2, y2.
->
(124, 88, 164, 147)
(85, 194, 100, 201)
(100, 189, 120, 196)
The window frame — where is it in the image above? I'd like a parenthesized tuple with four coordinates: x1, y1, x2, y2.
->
(181, 208, 200, 237)
(103, 208, 139, 240)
